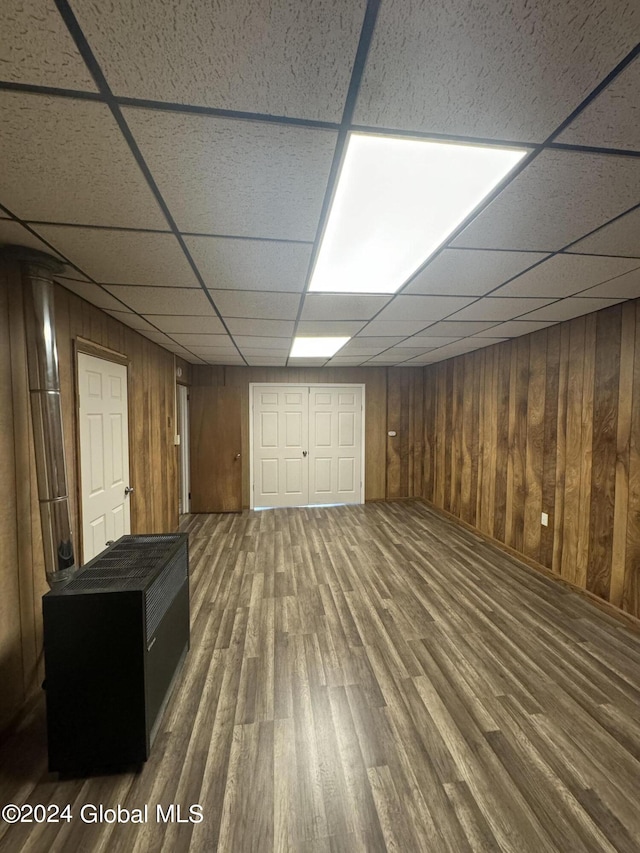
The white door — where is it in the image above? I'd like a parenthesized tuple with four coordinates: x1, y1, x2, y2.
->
(251, 384, 363, 509)
(309, 386, 362, 505)
(78, 353, 131, 561)
(253, 386, 309, 508)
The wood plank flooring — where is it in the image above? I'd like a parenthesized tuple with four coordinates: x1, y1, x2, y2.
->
(2, 500, 640, 852)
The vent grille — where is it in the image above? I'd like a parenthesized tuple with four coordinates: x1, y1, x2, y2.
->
(145, 548, 188, 642)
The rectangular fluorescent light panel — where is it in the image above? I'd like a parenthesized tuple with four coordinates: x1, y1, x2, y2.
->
(290, 337, 350, 358)
(309, 133, 527, 294)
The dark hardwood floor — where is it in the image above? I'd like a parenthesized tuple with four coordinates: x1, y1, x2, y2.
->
(2, 500, 640, 852)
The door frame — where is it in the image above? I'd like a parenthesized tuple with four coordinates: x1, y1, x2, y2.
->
(177, 383, 190, 514)
(74, 337, 131, 564)
(249, 383, 366, 510)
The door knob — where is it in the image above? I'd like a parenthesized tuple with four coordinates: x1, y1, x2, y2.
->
(124, 485, 134, 496)
(235, 453, 241, 459)
(303, 451, 308, 457)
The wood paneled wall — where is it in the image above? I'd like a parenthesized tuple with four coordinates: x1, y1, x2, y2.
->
(423, 300, 640, 619)
(190, 366, 425, 507)
(0, 258, 181, 732)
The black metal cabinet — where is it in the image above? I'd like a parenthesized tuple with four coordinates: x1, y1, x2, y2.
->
(43, 534, 190, 774)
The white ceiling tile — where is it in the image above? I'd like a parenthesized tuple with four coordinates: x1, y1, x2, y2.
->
(475, 321, 558, 337)
(137, 329, 177, 347)
(404, 249, 550, 296)
(184, 237, 311, 293)
(159, 343, 194, 358)
(358, 321, 432, 336)
(287, 358, 328, 366)
(124, 109, 337, 239)
(56, 279, 130, 311)
(327, 357, 370, 365)
(368, 350, 417, 362)
(234, 336, 293, 350)
(245, 357, 289, 367)
(374, 295, 476, 323)
(493, 255, 640, 298)
(197, 355, 246, 365)
(452, 151, 640, 252)
(339, 342, 390, 355)
(297, 321, 366, 336)
(516, 297, 626, 322)
(466, 337, 509, 349)
(143, 315, 226, 334)
(0, 220, 66, 259)
(239, 349, 290, 357)
(354, 0, 640, 141)
(0, 93, 165, 228)
(209, 290, 300, 320)
(170, 334, 235, 347)
(569, 208, 640, 258)
(104, 285, 213, 315)
(301, 294, 390, 321)
(33, 226, 198, 286)
(395, 336, 461, 348)
(225, 319, 295, 337)
(71, 0, 367, 122)
(445, 297, 555, 322)
(422, 321, 500, 336)
(350, 336, 405, 347)
(556, 56, 640, 151)
(1, 0, 97, 90)
(386, 347, 435, 358)
(104, 310, 156, 332)
(577, 267, 640, 299)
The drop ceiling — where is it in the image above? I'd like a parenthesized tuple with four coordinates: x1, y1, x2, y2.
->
(0, 0, 639, 367)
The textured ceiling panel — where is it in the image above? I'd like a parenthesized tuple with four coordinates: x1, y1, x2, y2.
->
(515, 297, 625, 322)
(357, 321, 434, 337)
(137, 329, 178, 347)
(103, 285, 213, 315)
(143, 315, 226, 334)
(374, 295, 476, 323)
(327, 357, 371, 365)
(234, 336, 293, 350)
(33, 226, 198, 286)
(354, 0, 640, 140)
(578, 267, 640, 299)
(1, 0, 97, 90)
(245, 357, 288, 367)
(423, 321, 502, 336)
(104, 310, 156, 332)
(297, 321, 366, 336)
(404, 249, 550, 296)
(493, 255, 640, 298)
(170, 334, 236, 347)
(124, 109, 337, 239)
(209, 290, 300, 320)
(445, 297, 555, 322)
(475, 320, 557, 337)
(452, 151, 640, 251)
(0, 94, 165, 228)
(569, 208, 640, 258)
(0, 220, 65, 259)
(394, 336, 461, 348)
(71, 0, 366, 121)
(225, 319, 295, 337)
(556, 56, 640, 151)
(56, 279, 130, 311)
(367, 351, 417, 363)
(300, 294, 391, 321)
(185, 237, 312, 293)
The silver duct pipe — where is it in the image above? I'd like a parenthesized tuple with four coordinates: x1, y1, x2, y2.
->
(4, 246, 77, 586)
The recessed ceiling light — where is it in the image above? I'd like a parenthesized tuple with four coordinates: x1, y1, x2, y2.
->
(290, 337, 350, 357)
(309, 133, 527, 294)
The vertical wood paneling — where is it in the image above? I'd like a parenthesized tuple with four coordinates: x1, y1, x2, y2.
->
(0, 263, 180, 732)
(587, 306, 621, 599)
(523, 331, 546, 562)
(610, 302, 636, 607)
(422, 296, 640, 620)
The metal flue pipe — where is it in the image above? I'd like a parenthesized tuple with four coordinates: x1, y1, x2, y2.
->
(4, 246, 77, 586)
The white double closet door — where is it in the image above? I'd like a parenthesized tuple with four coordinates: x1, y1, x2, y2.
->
(252, 384, 364, 508)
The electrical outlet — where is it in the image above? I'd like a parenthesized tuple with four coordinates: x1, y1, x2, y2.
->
(541, 512, 549, 527)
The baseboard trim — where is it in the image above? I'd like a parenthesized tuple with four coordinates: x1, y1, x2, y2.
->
(419, 498, 640, 634)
